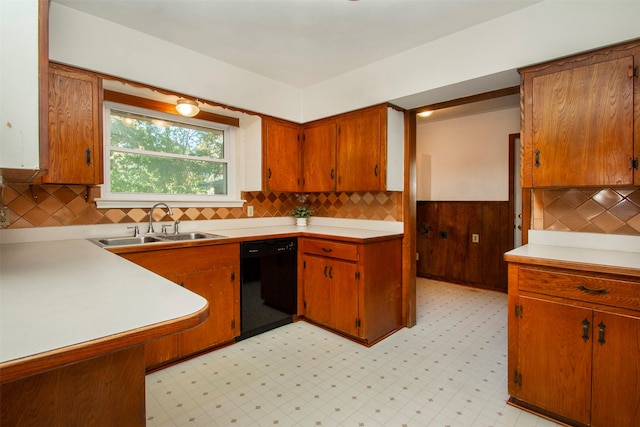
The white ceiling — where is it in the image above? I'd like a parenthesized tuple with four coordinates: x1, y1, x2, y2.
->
(52, 0, 539, 90)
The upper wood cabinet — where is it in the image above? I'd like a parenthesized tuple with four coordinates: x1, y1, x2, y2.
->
(336, 105, 385, 191)
(520, 40, 640, 188)
(263, 104, 404, 193)
(263, 117, 302, 192)
(40, 63, 103, 185)
(301, 120, 337, 192)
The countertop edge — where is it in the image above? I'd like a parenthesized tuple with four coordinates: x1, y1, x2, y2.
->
(0, 303, 209, 383)
(504, 252, 640, 278)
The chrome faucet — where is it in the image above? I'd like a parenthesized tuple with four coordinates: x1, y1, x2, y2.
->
(148, 202, 173, 234)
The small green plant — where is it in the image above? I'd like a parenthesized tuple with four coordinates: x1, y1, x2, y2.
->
(291, 205, 313, 218)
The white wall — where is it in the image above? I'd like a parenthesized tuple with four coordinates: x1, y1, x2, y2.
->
(49, 3, 303, 123)
(416, 107, 520, 201)
(302, 1, 640, 121)
(49, 1, 640, 123)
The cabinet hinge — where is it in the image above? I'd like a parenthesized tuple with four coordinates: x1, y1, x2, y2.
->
(303, 260, 306, 269)
(631, 157, 639, 170)
(513, 370, 523, 387)
(514, 304, 523, 318)
(231, 319, 235, 330)
(303, 300, 307, 310)
(355, 271, 361, 280)
(629, 66, 639, 78)
(355, 318, 361, 328)
(231, 272, 235, 282)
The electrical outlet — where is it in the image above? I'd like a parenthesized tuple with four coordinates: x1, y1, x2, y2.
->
(0, 207, 10, 228)
(247, 205, 254, 217)
(472, 233, 479, 243)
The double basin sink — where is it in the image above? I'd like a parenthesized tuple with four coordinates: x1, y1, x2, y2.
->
(91, 232, 226, 248)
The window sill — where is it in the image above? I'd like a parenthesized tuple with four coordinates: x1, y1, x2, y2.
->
(95, 198, 246, 209)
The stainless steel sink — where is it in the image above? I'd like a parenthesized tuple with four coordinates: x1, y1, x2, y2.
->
(158, 232, 225, 241)
(90, 231, 225, 247)
(95, 236, 163, 247)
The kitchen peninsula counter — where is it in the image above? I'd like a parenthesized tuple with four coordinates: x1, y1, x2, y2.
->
(0, 239, 208, 426)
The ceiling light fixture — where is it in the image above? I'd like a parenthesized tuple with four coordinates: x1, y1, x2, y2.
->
(417, 110, 433, 118)
(176, 98, 200, 117)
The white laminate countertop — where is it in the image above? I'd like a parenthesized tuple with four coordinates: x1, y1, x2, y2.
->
(505, 230, 640, 277)
(0, 239, 208, 365)
(0, 218, 403, 368)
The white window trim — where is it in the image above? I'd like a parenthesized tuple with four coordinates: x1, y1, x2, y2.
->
(96, 102, 245, 209)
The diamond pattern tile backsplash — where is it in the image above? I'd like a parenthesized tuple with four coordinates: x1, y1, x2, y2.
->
(533, 187, 640, 235)
(0, 184, 402, 228)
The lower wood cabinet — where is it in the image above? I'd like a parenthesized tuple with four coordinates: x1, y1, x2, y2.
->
(300, 237, 402, 344)
(507, 263, 640, 426)
(118, 244, 240, 370)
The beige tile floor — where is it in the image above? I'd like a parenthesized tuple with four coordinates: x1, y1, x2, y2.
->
(146, 279, 561, 427)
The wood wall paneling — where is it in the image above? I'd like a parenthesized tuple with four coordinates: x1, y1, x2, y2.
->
(416, 201, 511, 292)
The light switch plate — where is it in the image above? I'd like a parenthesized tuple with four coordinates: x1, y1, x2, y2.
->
(247, 206, 254, 217)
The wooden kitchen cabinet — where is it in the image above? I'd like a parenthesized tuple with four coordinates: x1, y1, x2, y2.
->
(300, 236, 401, 344)
(520, 40, 640, 188)
(507, 263, 640, 426)
(39, 63, 103, 185)
(118, 244, 240, 370)
(336, 105, 386, 191)
(301, 120, 337, 192)
(263, 117, 302, 192)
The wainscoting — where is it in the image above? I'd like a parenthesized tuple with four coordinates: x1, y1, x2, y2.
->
(416, 201, 512, 292)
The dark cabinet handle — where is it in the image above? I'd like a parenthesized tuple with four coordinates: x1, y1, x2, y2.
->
(322, 247, 333, 252)
(268, 168, 272, 179)
(598, 321, 606, 345)
(582, 318, 590, 342)
(86, 148, 91, 166)
(374, 164, 379, 176)
(577, 285, 609, 295)
(328, 267, 333, 279)
(330, 168, 335, 179)
(324, 265, 328, 277)
(534, 149, 540, 168)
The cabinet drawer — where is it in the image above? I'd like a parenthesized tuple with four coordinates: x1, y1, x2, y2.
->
(519, 267, 640, 312)
(301, 238, 358, 261)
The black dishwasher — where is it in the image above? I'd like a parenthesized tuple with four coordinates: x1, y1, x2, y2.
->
(239, 238, 297, 340)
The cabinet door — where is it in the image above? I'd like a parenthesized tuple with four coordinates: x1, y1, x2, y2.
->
(516, 296, 592, 425)
(43, 64, 103, 184)
(336, 108, 382, 191)
(302, 121, 336, 192)
(178, 266, 236, 356)
(530, 56, 634, 187)
(592, 311, 640, 427)
(328, 259, 359, 337)
(302, 255, 330, 325)
(263, 118, 301, 192)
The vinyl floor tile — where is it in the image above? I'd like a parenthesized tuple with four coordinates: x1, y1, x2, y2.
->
(146, 279, 562, 427)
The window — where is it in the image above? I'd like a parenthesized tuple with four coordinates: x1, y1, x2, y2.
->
(98, 102, 242, 208)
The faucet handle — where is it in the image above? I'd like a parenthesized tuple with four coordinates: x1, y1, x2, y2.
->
(173, 220, 181, 234)
(127, 225, 139, 237)
(161, 224, 171, 234)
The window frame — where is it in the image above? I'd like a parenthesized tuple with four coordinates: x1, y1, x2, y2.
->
(96, 101, 245, 208)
